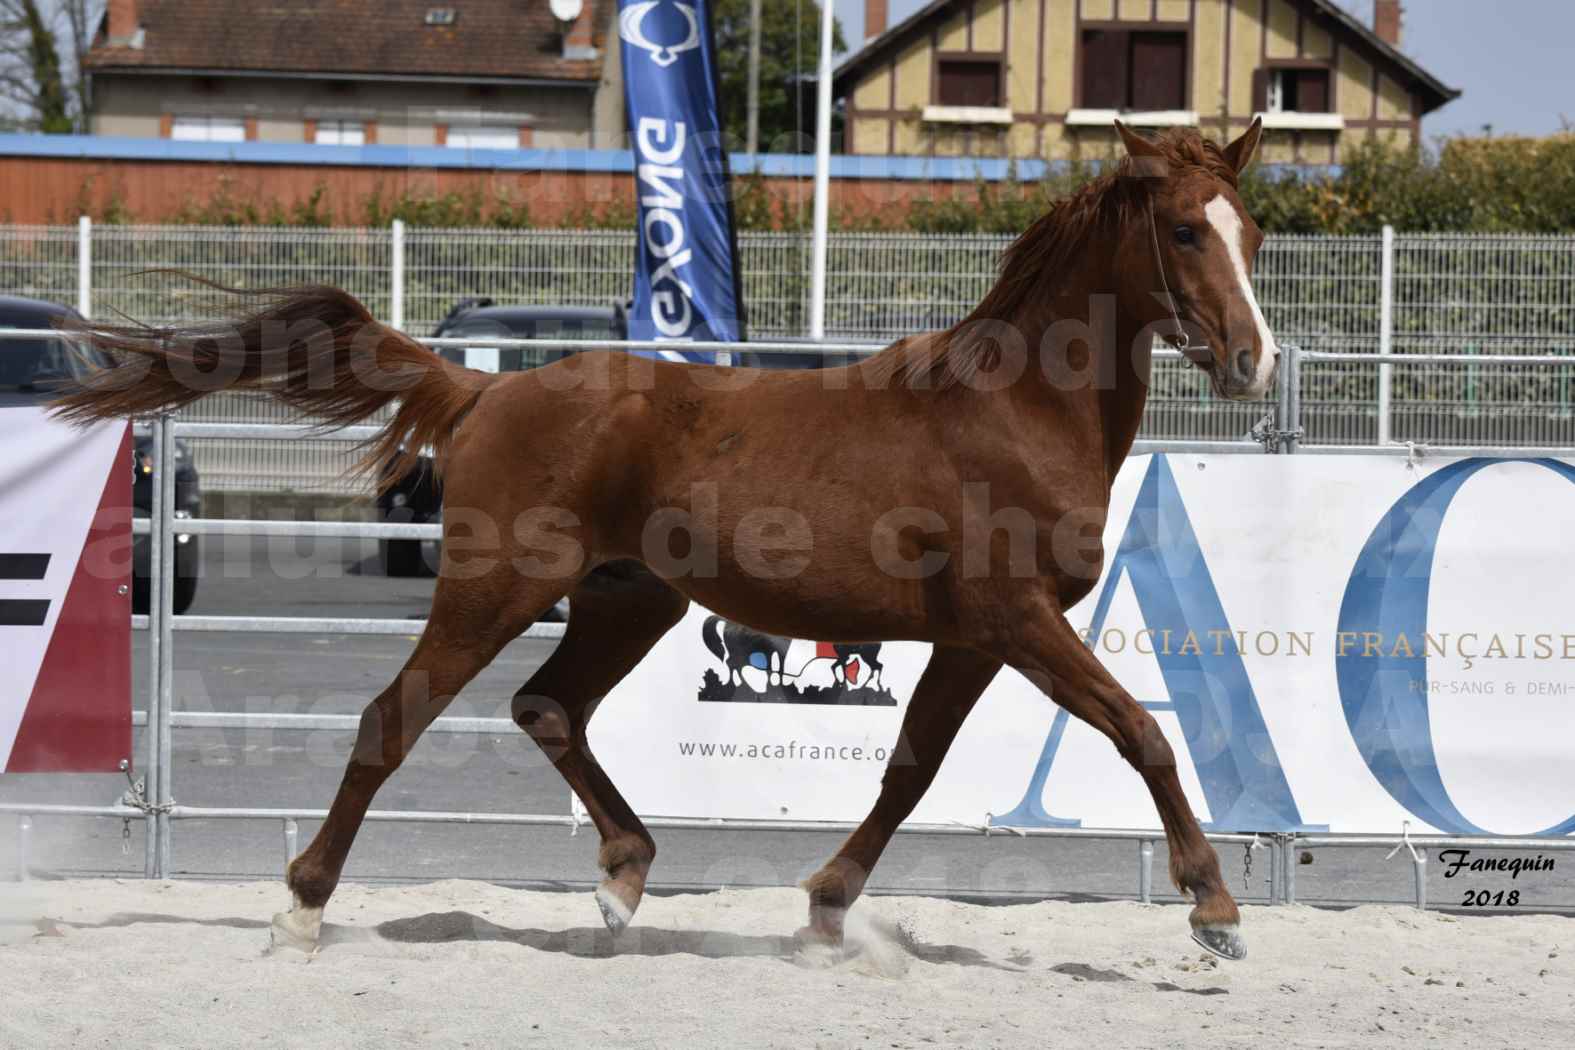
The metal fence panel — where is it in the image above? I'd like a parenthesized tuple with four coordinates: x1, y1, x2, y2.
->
(403, 227, 633, 332)
(90, 224, 392, 323)
(1390, 234, 1575, 448)
(6, 222, 1575, 492)
(86, 226, 396, 493)
(0, 225, 78, 306)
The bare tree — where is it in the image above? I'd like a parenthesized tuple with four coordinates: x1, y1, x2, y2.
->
(0, 0, 99, 132)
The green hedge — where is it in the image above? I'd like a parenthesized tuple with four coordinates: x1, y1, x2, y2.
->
(66, 133, 1575, 234)
(905, 134, 1575, 235)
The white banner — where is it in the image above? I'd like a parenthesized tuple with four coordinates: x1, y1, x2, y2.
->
(590, 454, 1575, 836)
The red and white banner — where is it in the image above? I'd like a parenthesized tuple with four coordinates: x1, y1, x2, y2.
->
(0, 406, 131, 772)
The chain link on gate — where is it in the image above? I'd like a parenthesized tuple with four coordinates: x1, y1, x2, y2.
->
(117, 759, 169, 857)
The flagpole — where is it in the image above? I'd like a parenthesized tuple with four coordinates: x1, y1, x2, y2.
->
(808, 0, 834, 341)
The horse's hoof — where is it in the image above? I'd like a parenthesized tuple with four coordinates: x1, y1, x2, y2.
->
(797, 905, 846, 947)
(595, 883, 635, 935)
(793, 922, 843, 950)
(269, 903, 323, 954)
(1191, 923, 1247, 961)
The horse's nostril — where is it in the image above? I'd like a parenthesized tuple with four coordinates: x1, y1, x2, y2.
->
(1234, 349, 1254, 380)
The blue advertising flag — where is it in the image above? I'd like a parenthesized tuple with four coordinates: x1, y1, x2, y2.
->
(618, 0, 746, 357)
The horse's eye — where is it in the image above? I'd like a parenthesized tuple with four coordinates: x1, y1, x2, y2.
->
(1174, 226, 1196, 246)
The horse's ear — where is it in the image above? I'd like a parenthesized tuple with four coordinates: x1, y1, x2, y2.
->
(1115, 120, 1163, 158)
(1222, 116, 1264, 176)
(1115, 120, 1167, 178)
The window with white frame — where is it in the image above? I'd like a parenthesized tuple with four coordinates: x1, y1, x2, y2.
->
(169, 116, 246, 142)
(314, 119, 366, 145)
(445, 125, 519, 149)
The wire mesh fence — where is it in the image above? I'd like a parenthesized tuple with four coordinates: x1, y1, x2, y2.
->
(403, 228, 631, 332)
(0, 225, 78, 306)
(1389, 234, 1575, 448)
(91, 225, 394, 324)
(2, 222, 1572, 492)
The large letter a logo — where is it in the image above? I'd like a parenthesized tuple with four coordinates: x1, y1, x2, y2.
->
(994, 456, 1319, 832)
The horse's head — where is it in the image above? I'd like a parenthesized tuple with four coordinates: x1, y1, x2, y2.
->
(1115, 118, 1279, 402)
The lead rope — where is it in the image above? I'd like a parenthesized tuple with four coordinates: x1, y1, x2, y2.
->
(1147, 198, 1191, 355)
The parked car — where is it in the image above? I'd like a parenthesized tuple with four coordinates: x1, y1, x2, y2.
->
(0, 295, 201, 614)
(376, 300, 625, 590)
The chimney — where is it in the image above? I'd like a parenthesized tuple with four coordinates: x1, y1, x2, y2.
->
(106, 0, 142, 47)
(1373, 0, 1402, 47)
(562, 0, 597, 60)
(866, 0, 888, 40)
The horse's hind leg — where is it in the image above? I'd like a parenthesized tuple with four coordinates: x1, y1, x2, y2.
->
(512, 560, 689, 934)
(802, 646, 1001, 942)
(271, 567, 569, 951)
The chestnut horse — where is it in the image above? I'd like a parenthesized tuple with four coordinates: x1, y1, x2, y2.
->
(56, 120, 1276, 961)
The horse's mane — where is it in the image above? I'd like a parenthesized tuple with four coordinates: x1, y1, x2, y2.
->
(885, 128, 1240, 391)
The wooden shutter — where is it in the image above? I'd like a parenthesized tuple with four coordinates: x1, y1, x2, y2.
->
(1252, 68, 1270, 113)
(1131, 32, 1186, 111)
(1081, 30, 1129, 108)
(937, 60, 1002, 107)
(1297, 69, 1330, 113)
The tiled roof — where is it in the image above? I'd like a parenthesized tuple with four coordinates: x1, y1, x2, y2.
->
(86, 0, 612, 82)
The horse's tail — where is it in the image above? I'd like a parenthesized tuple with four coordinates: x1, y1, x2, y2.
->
(50, 274, 496, 488)
(701, 615, 727, 662)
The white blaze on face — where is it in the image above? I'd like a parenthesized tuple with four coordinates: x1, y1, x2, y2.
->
(1204, 194, 1279, 395)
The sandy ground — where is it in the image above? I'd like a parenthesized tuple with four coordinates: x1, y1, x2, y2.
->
(1, 879, 1570, 1050)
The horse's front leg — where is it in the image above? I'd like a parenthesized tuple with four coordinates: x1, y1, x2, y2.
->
(801, 646, 1000, 943)
(988, 595, 1245, 960)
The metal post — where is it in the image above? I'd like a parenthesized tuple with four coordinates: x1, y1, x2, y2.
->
(1412, 849, 1428, 911)
(283, 818, 299, 870)
(807, 0, 834, 341)
(1267, 835, 1281, 904)
(1285, 344, 1302, 454)
(745, 0, 762, 154)
(143, 415, 166, 879)
(155, 414, 177, 877)
(1283, 837, 1297, 905)
(1138, 839, 1154, 903)
(1274, 342, 1293, 454)
(390, 219, 406, 331)
(15, 815, 30, 880)
(77, 216, 92, 317)
(1377, 225, 1395, 445)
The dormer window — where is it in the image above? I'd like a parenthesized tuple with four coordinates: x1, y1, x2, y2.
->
(425, 8, 458, 26)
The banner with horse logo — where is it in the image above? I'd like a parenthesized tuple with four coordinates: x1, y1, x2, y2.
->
(617, 0, 745, 356)
(589, 454, 1575, 836)
(0, 407, 131, 772)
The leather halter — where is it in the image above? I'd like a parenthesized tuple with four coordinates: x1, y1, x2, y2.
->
(1147, 199, 1213, 367)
